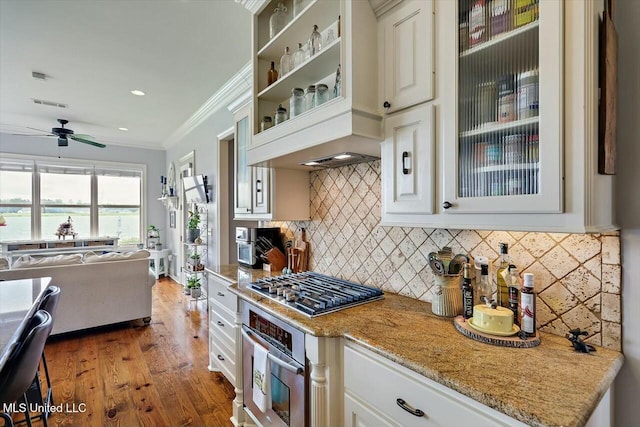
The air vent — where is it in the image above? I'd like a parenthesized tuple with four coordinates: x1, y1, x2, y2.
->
(32, 99, 68, 109)
(300, 152, 380, 168)
(32, 71, 47, 80)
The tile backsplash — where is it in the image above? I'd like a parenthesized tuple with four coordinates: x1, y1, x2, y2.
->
(270, 161, 622, 350)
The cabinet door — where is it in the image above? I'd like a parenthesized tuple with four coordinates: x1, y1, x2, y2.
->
(234, 105, 252, 215)
(382, 104, 435, 217)
(345, 393, 398, 427)
(442, 0, 563, 213)
(383, 0, 434, 113)
(252, 166, 270, 214)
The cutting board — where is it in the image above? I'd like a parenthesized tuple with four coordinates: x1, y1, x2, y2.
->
(598, 0, 617, 175)
(454, 316, 540, 348)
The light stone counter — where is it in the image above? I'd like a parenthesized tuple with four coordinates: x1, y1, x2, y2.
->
(207, 265, 624, 427)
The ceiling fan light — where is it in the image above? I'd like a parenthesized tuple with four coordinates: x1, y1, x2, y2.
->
(57, 136, 68, 147)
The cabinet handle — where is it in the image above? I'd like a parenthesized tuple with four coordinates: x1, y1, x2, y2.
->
(383, 101, 391, 109)
(256, 179, 262, 193)
(442, 201, 453, 209)
(396, 398, 425, 417)
(217, 354, 225, 361)
(402, 151, 410, 175)
(217, 291, 225, 297)
(217, 321, 224, 327)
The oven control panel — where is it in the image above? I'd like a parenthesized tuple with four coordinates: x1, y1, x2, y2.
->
(249, 310, 293, 354)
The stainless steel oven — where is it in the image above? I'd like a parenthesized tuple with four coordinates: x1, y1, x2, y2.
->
(241, 299, 307, 427)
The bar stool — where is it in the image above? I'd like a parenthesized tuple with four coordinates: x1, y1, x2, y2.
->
(35, 286, 60, 407)
(0, 310, 54, 427)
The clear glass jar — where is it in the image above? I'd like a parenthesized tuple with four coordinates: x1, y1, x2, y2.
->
(269, 3, 288, 39)
(305, 85, 316, 111)
(325, 28, 335, 46)
(293, 42, 305, 68)
(290, 88, 305, 118)
(314, 84, 329, 107)
(309, 24, 322, 56)
(260, 116, 273, 132)
(274, 104, 287, 125)
(280, 47, 293, 77)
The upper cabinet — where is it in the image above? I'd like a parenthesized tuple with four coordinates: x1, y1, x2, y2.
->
(381, 0, 615, 232)
(232, 100, 310, 221)
(245, 0, 383, 169)
(380, 0, 434, 114)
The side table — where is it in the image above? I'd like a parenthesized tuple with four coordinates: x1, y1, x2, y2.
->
(148, 249, 171, 280)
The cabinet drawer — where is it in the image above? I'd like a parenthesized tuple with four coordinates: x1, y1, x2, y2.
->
(344, 344, 523, 427)
(210, 305, 235, 344)
(210, 336, 236, 387)
(208, 277, 238, 313)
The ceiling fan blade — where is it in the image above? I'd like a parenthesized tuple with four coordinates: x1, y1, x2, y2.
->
(69, 134, 106, 148)
(11, 133, 53, 137)
(27, 126, 53, 134)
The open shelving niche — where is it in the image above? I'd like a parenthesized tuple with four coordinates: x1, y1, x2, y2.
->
(182, 203, 208, 304)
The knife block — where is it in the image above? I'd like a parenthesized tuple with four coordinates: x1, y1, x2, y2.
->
(265, 247, 287, 272)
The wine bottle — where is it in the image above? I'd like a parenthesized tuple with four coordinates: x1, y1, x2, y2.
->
(462, 263, 474, 319)
(496, 243, 510, 307)
(521, 273, 536, 336)
(267, 61, 278, 86)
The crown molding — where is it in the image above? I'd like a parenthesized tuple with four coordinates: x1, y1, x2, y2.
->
(226, 89, 252, 114)
(163, 62, 252, 149)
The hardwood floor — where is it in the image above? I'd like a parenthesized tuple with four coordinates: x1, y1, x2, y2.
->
(34, 277, 235, 427)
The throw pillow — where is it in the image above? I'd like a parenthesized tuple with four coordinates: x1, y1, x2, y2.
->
(83, 250, 150, 263)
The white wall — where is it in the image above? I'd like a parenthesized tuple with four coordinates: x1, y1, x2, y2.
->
(0, 133, 166, 242)
(614, 0, 640, 424)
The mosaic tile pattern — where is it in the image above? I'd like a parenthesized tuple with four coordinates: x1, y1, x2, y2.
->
(268, 161, 622, 350)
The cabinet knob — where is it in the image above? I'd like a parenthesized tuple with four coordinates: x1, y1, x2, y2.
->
(217, 354, 225, 361)
(217, 321, 224, 327)
(396, 398, 425, 417)
(442, 201, 453, 209)
(383, 101, 391, 109)
(217, 291, 225, 297)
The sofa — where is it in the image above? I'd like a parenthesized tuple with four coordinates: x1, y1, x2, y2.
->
(0, 250, 155, 335)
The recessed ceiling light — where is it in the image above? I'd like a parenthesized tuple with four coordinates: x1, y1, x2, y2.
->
(130, 89, 145, 96)
(118, 127, 129, 131)
(304, 161, 320, 166)
(334, 154, 352, 160)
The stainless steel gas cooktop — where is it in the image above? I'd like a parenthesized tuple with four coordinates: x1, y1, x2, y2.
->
(248, 271, 384, 317)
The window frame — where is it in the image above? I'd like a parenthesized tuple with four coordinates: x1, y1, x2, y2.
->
(0, 153, 146, 245)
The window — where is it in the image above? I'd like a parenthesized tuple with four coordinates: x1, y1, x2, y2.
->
(0, 155, 144, 245)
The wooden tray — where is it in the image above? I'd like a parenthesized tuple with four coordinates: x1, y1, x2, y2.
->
(454, 316, 540, 348)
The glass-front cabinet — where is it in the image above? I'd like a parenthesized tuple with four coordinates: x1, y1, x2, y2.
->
(443, 0, 563, 214)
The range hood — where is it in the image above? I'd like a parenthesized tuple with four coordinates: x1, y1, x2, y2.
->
(247, 100, 383, 170)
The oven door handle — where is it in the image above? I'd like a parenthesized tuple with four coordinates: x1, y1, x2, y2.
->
(241, 328, 304, 376)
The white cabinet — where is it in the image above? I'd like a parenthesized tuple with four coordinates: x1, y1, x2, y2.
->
(380, 0, 615, 232)
(208, 273, 240, 387)
(381, 104, 435, 219)
(343, 342, 528, 427)
(245, 0, 383, 169)
(232, 101, 310, 221)
(380, 0, 434, 114)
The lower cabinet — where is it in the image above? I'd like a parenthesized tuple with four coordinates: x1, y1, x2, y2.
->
(208, 273, 240, 388)
(343, 342, 527, 427)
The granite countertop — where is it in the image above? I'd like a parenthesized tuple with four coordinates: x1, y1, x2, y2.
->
(206, 265, 624, 427)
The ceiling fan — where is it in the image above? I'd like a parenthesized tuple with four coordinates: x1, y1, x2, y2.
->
(15, 119, 106, 148)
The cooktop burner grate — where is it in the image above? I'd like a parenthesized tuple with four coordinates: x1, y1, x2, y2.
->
(248, 271, 384, 317)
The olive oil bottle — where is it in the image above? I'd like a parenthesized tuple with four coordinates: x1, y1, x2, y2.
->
(496, 243, 511, 307)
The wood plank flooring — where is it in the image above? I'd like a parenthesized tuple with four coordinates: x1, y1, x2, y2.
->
(32, 277, 235, 427)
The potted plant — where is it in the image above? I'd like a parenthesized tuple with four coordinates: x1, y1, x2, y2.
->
(187, 209, 200, 243)
(188, 252, 203, 271)
(187, 276, 201, 298)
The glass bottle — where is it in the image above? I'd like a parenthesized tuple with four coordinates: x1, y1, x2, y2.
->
(309, 24, 322, 56)
(290, 88, 305, 118)
(269, 3, 288, 39)
(462, 263, 474, 319)
(476, 263, 492, 305)
(267, 61, 278, 86)
(496, 243, 510, 308)
(314, 84, 329, 107)
(520, 273, 536, 336)
(293, 42, 305, 68)
(279, 47, 293, 76)
(325, 29, 335, 46)
(507, 264, 520, 325)
(260, 116, 272, 132)
(274, 104, 287, 125)
(305, 85, 316, 111)
(333, 64, 342, 98)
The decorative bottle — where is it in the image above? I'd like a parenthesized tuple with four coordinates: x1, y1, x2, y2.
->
(309, 24, 322, 55)
(496, 243, 511, 308)
(462, 263, 474, 319)
(508, 264, 520, 324)
(521, 273, 536, 336)
(476, 263, 492, 305)
(267, 61, 278, 86)
(269, 3, 288, 39)
(293, 42, 305, 68)
(280, 46, 293, 76)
